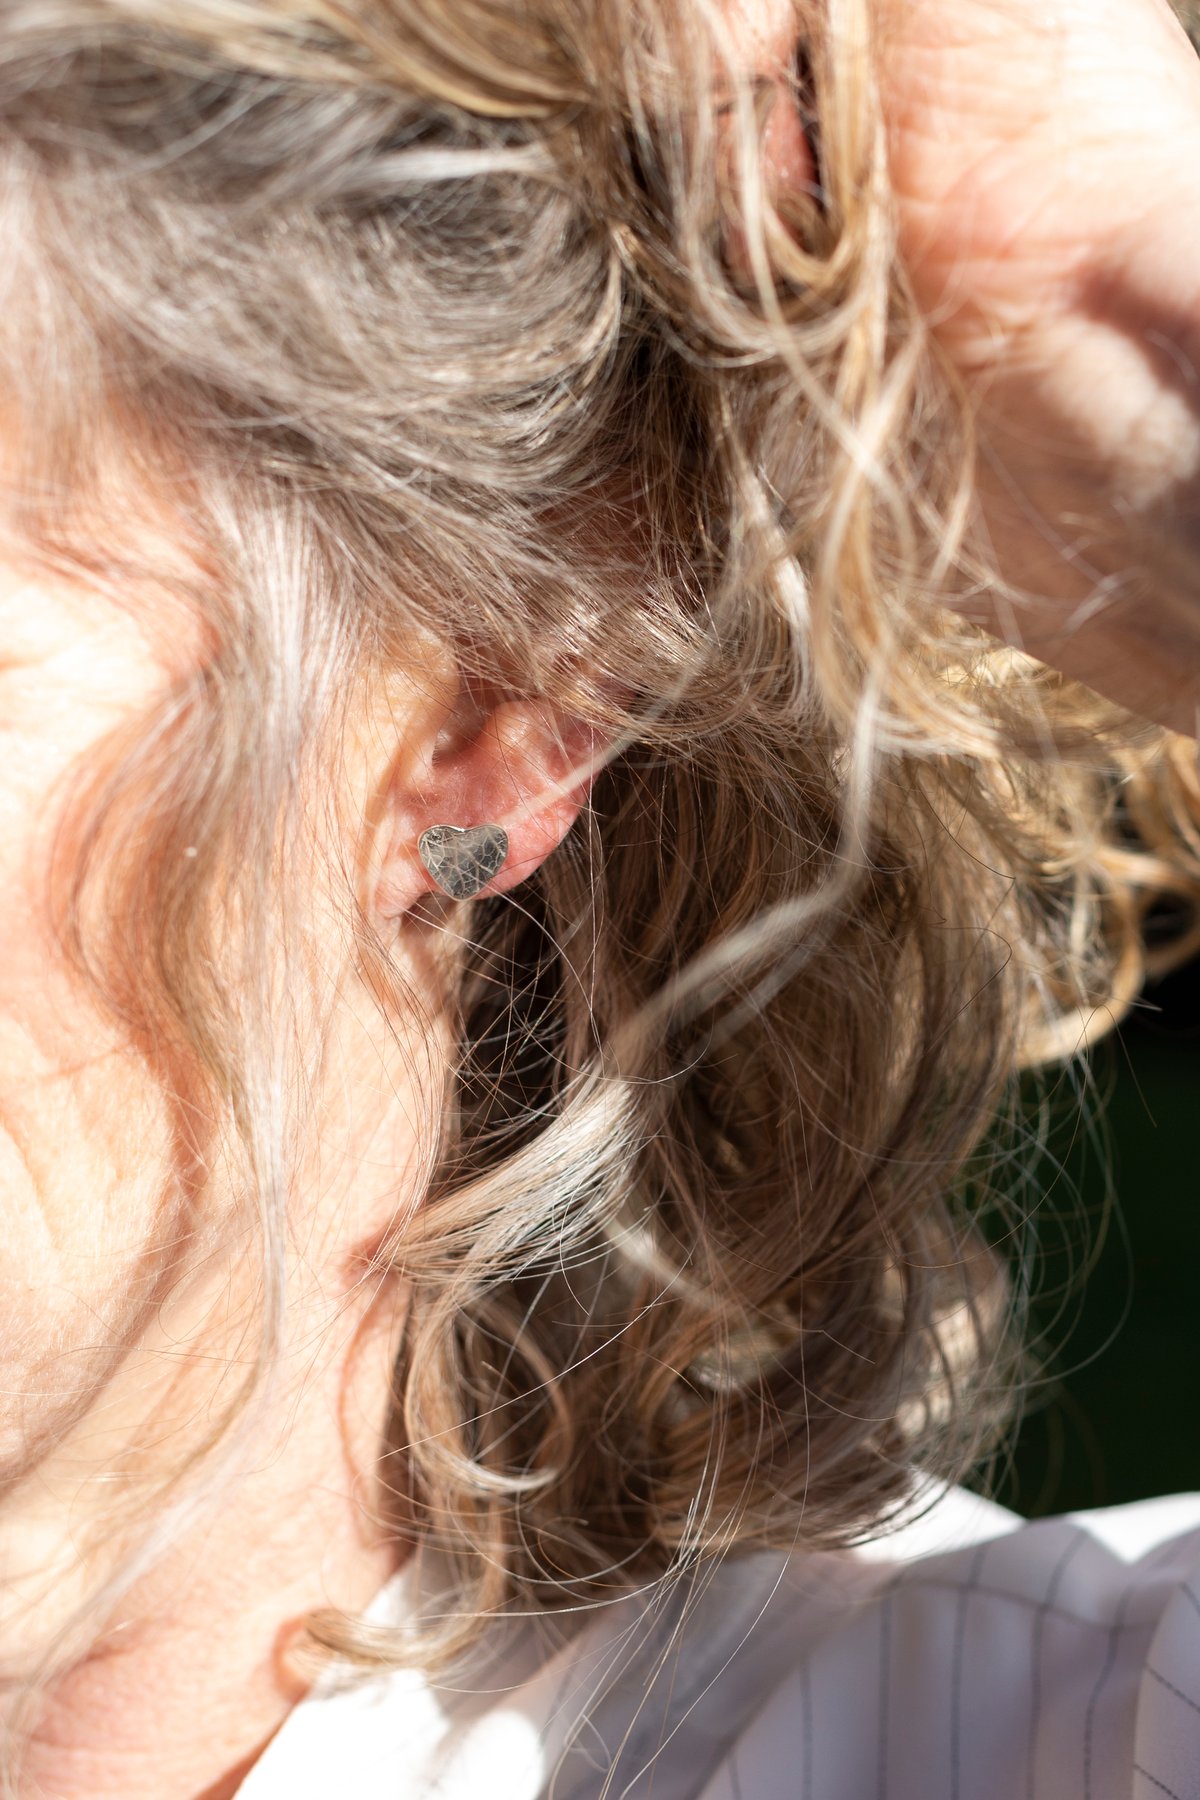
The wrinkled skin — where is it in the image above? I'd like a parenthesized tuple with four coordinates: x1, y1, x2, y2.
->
(879, 0, 1200, 732)
(7, 2, 1200, 1797)
(739, 0, 1200, 732)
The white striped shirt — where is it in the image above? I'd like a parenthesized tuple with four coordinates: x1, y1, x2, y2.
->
(240, 1486, 1200, 1798)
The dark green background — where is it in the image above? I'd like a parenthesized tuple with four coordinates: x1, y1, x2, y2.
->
(975, 955, 1200, 1516)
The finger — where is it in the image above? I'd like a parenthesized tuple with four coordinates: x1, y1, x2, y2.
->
(717, 0, 817, 282)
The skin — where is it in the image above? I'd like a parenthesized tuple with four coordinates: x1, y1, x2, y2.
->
(0, 551, 590, 1797)
(4, 0, 1200, 1794)
(739, 0, 1200, 730)
(877, 0, 1200, 733)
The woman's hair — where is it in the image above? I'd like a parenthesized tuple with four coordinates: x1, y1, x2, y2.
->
(3, 0, 1200, 1686)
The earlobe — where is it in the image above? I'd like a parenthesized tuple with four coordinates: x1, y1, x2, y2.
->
(368, 697, 600, 924)
(479, 701, 598, 893)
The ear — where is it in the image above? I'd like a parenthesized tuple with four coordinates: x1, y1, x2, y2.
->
(365, 688, 601, 925)
(717, 0, 818, 283)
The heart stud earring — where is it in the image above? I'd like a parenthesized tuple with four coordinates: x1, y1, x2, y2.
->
(417, 823, 510, 900)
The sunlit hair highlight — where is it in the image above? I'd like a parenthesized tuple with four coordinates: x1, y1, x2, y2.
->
(1, 0, 1199, 1730)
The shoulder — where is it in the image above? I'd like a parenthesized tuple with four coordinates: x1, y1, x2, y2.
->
(684, 1489, 1200, 1800)
(241, 1487, 1200, 1800)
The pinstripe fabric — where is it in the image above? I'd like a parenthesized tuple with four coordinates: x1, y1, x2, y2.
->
(239, 1489, 1200, 1800)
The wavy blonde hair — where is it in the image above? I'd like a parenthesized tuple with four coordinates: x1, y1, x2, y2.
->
(2, 0, 1200, 1693)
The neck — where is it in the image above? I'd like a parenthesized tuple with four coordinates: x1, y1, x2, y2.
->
(5, 1278, 404, 1800)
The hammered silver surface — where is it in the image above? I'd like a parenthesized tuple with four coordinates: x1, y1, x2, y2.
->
(418, 824, 509, 899)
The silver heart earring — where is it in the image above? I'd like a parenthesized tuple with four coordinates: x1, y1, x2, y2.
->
(417, 823, 510, 900)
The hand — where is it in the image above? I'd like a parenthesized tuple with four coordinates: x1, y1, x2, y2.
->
(879, 0, 1200, 732)
(878, 0, 1200, 361)
(737, 0, 1200, 733)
